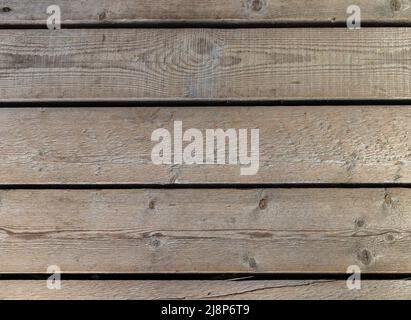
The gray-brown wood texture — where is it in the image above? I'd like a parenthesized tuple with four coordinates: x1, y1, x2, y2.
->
(1, 281, 410, 300)
(0, 0, 408, 25)
(0, 106, 409, 184)
(0, 188, 409, 273)
(1, 0, 410, 301)
(1, 28, 411, 101)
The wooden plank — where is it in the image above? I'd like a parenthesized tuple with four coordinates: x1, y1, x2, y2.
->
(1, 280, 410, 300)
(0, 188, 410, 273)
(0, 0, 409, 25)
(1, 28, 411, 101)
(0, 107, 409, 185)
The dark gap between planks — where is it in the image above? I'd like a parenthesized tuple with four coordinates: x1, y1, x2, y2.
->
(1, 99, 411, 108)
(0, 183, 410, 190)
(0, 274, 411, 281)
(2, 21, 411, 29)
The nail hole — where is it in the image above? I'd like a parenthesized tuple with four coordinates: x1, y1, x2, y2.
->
(258, 198, 267, 210)
(248, 257, 257, 269)
(150, 239, 161, 248)
(357, 249, 372, 266)
(355, 218, 365, 228)
(390, 0, 402, 11)
(251, 0, 263, 11)
(386, 234, 395, 242)
(384, 193, 392, 205)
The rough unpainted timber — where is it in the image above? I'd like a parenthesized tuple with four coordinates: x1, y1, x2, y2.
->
(1, 280, 411, 300)
(0, 107, 409, 185)
(0, 188, 410, 273)
(1, 28, 411, 101)
(0, 0, 409, 25)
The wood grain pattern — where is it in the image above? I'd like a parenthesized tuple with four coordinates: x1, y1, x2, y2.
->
(0, 107, 409, 185)
(2, 28, 411, 101)
(0, 0, 409, 25)
(0, 188, 410, 273)
(1, 280, 411, 300)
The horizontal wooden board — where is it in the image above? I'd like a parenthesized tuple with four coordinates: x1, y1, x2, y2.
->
(0, 188, 410, 273)
(2, 28, 411, 101)
(0, 107, 409, 185)
(1, 280, 410, 300)
(0, 0, 409, 25)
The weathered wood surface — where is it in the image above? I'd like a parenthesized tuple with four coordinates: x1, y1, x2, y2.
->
(0, 0, 408, 25)
(1, 280, 411, 299)
(2, 28, 411, 101)
(0, 188, 410, 273)
(0, 107, 409, 185)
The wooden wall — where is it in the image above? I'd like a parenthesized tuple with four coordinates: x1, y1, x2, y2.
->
(0, 0, 410, 299)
